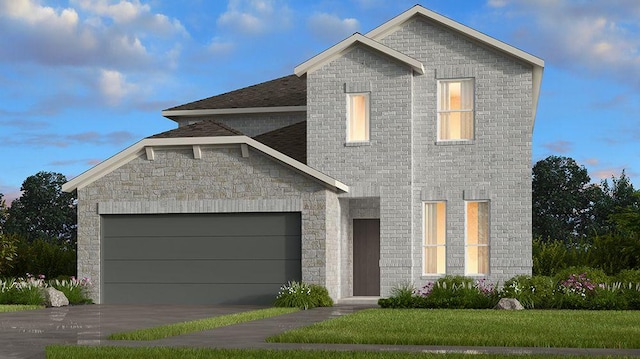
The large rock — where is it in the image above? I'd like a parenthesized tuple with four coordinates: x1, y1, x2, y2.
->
(494, 298, 524, 310)
(43, 287, 69, 307)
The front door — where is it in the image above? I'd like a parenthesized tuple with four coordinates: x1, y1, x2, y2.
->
(353, 219, 380, 296)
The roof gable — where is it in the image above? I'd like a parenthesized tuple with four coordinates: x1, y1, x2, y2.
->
(294, 33, 425, 76)
(62, 135, 347, 193)
(366, 5, 544, 68)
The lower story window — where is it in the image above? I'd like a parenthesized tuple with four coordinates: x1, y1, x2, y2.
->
(466, 201, 489, 275)
(424, 202, 446, 275)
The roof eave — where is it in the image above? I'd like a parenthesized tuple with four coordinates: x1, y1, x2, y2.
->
(162, 106, 307, 120)
(295, 33, 424, 76)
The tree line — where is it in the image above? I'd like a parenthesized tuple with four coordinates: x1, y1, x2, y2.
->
(0, 172, 76, 278)
(533, 156, 640, 275)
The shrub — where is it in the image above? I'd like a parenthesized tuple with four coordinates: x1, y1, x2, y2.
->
(422, 276, 499, 309)
(0, 274, 93, 305)
(274, 281, 332, 310)
(49, 276, 93, 304)
(616, 269, 640, 284)
(0, 274, 45, 305)
(553, 266, 610, 286)
(380, 277, 499, 309)
(8, 239, 76, 279)
(0, 233, 18, 276)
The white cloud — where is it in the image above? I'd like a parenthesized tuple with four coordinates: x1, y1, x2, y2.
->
(217, 0, 292, 35)
(486, 0, 640, 88)
(542, 140, 572, 154)
(308, 13, 359, 43)
(208, 38, 235, 55)
(0, 0, 185, 69)
(99, 69, 136, 105)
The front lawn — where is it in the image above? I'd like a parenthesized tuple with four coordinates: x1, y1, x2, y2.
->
(268, 308, 640, 348)
(0, 304, 43, 312)
(45, 346, 629, 359)
(108, 307, 298, 340)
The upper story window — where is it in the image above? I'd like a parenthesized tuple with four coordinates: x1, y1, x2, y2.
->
(424, 201, 446, 275)
(347, 93, 370, 142)
(437, 79, 474, 141)
(465, 201, 489, 275)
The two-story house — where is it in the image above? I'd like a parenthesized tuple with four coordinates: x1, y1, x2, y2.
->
(63, 5, 543, 304)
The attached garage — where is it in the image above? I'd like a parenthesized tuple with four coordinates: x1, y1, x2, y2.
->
(101, 212, 301, 305)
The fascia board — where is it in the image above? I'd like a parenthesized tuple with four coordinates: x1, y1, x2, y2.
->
(367, 6, 545, 69)
(295, 33, 424, 76)
(62, 136, 348, 193)
(162, 106, 306, 118)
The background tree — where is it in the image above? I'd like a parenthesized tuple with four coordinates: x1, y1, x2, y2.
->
(0, 193, 7, 234)
(4, 172, 77, 245)
(532, 156, 600, 242)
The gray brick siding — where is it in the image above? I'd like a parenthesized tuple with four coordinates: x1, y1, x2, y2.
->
(307, 16, 533, 295)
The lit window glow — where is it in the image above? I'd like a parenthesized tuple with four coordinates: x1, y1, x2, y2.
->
(424, 202, 446, 274)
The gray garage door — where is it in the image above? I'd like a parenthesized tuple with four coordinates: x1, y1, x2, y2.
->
(102, 212, 301, 305)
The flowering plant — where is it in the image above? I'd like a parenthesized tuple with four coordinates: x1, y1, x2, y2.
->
(558, 273, 597, 298)
(274, 281, 332, 309)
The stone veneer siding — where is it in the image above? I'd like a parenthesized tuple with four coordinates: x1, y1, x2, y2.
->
(77, 145, 340, 303)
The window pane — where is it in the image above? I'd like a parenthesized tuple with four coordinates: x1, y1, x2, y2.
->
(424, 202, 446, 274)
(438, 80, 474, 141)
(466, 201, 489, 275)
(424, 247, 446, 274)
(466, 245, 489, 275)
(348, 94, 368, 142)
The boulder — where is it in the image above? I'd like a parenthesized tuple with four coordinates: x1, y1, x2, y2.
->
(494, 298, 524, 310)
(43, 287, 69, 307)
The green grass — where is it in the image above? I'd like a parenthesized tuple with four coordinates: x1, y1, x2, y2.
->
(108, 307, 298, 340)
(0, 304, 43, 312)
(268, 309, 640, 349)
(45, 346, 637, 359)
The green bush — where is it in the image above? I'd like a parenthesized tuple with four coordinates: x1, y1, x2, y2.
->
(309, 284, 333, 307)
(0, 275, 93, 305)
(616, 269, 640, 284)
(501, 275, 556, 309)
(0, 233, 18, 276)
(274, 281, 332, 310)
(49, 277, 93, 305)
(0, 275, 45, 305)
(553, 266, 610, 286)
(380, 276, 499, 309)
(8, 238, 76, 279)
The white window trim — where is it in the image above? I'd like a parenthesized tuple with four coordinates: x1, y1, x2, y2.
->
(346, 92, 370, 143)
(464, 200, 490, 276)
(436, 78, 475, 142)
(422, 201, 447, 276)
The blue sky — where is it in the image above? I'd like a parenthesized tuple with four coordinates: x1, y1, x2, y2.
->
(1, 0, 639, 203)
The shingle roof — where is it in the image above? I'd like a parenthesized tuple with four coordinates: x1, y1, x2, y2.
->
(149, 120, 243, 138)
(253, 121, 306, 164)
(164, 75, 306, 111)
(148, 120, 307, 164)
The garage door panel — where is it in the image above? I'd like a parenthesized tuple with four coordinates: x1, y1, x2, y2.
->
(103, 259, 301, 284)
(103, 213, 300, 237)
(103, 283, 283, 305)
(101, 212, 302, 305)
(104, 235, 301, 260)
